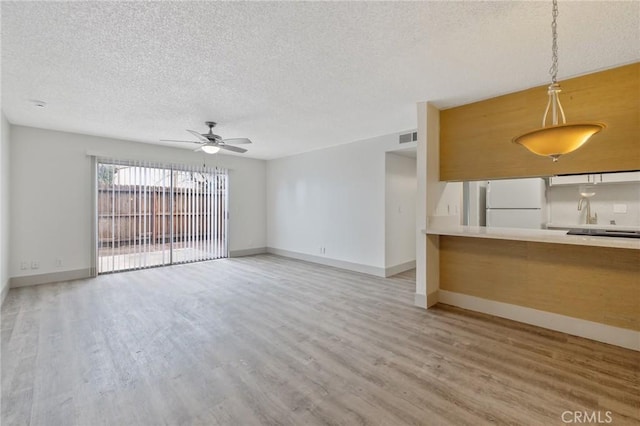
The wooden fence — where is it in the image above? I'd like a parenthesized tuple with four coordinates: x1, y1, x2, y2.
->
(97, 184, 226, 247)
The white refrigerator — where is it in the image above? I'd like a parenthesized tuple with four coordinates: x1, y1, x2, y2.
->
(486, 178, 547, 229)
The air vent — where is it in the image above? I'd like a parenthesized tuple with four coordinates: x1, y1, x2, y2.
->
(399, 131, 417, 144)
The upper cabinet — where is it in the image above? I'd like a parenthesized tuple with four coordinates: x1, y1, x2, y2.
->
(549, 171, 640, 186)
(601, 171, 640, 184)
(439, 63, 640, 181)
(549, 174, 591, 186)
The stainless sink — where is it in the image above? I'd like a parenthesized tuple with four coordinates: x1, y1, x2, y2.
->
(567, 229, 640, 239)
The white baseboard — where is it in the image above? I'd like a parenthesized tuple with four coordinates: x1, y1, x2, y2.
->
(229, 247, 267, 258)
(385, 260, 416, 277)
(414, 293, 426, 309)
(266, 247, 386, 277)
(439, 290, 640, 351)
(10, 268, 93, 288)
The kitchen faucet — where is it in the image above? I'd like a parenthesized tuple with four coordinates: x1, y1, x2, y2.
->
(578, 197, 598, 224)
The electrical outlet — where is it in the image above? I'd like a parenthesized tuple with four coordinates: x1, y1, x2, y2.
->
(20, 261, 28, 270)
(55, 258, 63, 267)
(613, 204, 627, 214)
(31, 260, 40, 270)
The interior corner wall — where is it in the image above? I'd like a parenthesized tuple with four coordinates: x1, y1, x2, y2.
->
(385, 152, 417, 270)
(0, 113, 10, 304)
(266, 132, 416, 276)
(9, 125, 266, 282)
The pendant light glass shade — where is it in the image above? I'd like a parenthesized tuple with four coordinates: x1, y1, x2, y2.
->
(513, 122, 605, 162)
(513, 0, 605, 161)
(201, 144, 221, 154)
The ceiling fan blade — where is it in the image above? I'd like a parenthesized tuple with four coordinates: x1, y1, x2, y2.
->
(161, 139, 203, 145)
(186, 129, 210, 143)
(222, 137, 252, 145)
(219, 144, 247, 153)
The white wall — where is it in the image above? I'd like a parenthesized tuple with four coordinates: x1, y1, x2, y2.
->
(417, 102, 464, 309)
(0, 113, 10, 303)
(266, 131, 416, 275)
(9, 125, 266, 279)
(385, 153, 416, 269)
(548, 182, 640, 227)
(415, 102, 429, 307)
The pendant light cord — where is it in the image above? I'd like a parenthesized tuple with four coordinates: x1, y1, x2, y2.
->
(549, 0, 559, 84)
(543, 0, 564, 128)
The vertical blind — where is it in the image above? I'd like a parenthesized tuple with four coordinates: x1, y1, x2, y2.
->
(97, 159, 228, 274)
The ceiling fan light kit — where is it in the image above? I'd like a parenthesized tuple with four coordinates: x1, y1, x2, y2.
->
(161, 121, 251, 155)
(512, 0, 605, 162)
(201, 144, 221, 154)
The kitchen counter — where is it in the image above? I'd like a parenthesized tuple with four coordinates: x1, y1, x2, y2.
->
(547, 223, 640, 232)
(424, 225, 640, 250)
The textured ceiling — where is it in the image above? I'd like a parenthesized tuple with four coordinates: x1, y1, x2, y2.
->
(2, 1, 639, 159)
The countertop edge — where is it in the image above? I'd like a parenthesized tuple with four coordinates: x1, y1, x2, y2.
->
(423, 226, 640, 250)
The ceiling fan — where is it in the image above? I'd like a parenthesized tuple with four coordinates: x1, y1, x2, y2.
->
(161, 121, 251, 154)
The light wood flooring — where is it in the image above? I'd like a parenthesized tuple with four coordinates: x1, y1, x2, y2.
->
(2, 254, 639, 425)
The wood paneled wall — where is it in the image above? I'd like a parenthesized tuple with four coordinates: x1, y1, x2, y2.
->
(440, 63, 640, 181)
(439, 236, 640, 330)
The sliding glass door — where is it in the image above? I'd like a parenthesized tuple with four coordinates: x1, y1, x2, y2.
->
(171, 168, 228, 265)
(97, 160, 228, 274)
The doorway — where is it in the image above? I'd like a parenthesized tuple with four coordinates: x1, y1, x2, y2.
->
(96, 160, 228, 274)
(384, 149, 417, 277)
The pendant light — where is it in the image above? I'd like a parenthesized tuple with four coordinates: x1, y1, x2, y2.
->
(513, 0, 605, 162)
